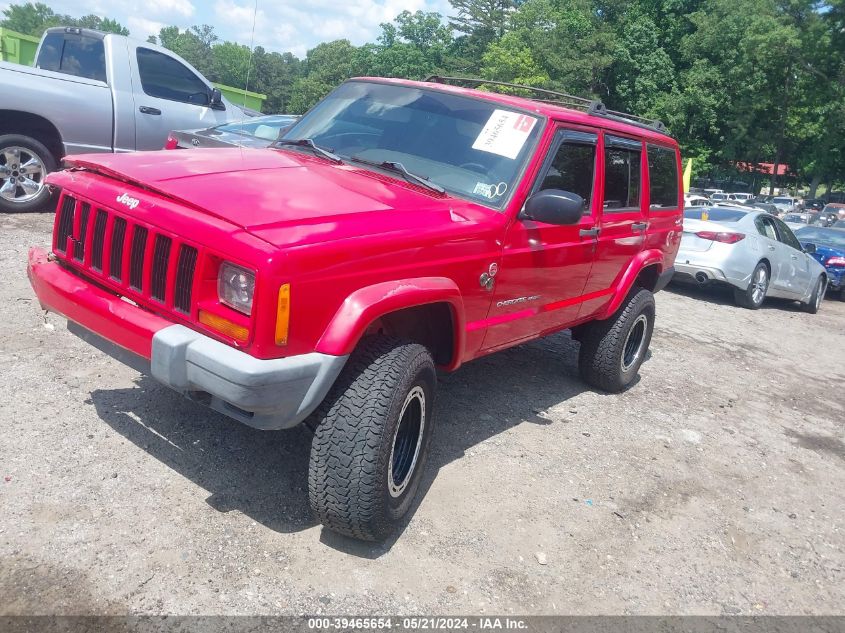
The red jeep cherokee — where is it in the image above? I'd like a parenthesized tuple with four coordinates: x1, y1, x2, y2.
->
(28, 77, 682, 540)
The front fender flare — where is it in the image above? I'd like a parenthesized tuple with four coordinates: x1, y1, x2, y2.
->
(315, 277, 466, 370)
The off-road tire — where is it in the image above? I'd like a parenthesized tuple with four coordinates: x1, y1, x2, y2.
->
(0, 134, 57, 213)
(802, 275, 826, 314)
(577, 288, 655, 393)
(734, 261, 769, 310)
(308, 336, 436, 541)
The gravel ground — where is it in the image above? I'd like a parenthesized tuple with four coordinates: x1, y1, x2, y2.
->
(1, 211, 843, 616)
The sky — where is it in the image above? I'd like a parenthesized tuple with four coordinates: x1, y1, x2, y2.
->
(0, 0, 455, 57)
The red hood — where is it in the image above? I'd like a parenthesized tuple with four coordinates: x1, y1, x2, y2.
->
(58, 148, 495, 248)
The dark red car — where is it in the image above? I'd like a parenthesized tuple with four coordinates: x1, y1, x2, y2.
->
(28, 77, 682, 540)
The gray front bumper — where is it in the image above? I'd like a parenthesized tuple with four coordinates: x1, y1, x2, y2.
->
(70, 322, 348, 430)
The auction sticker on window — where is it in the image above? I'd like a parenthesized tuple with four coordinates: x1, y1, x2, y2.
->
(472, 110, 538, 160)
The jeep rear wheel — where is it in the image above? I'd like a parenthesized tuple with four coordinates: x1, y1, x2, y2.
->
(577, 288, 656, 392)
(308, 336, 436, 541)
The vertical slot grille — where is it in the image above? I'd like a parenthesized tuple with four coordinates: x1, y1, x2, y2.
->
(174, 245, 198, 313)
(90, 209, 108, 270)
(150, 235, 172, 302)
(73, 203, 91, 261)
(55, 195, 76, 254)
(109, 217, 127, 281)
(129, 226, 148, 291)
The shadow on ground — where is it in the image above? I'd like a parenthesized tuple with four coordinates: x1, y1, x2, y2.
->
(89, 331, 588, 556)
(666, 280, 807, 312)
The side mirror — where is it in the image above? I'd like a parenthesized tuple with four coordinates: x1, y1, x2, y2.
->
(803, 242, 816, 254)
(520, 189, 585, 225)
(209, 88, 225, 110)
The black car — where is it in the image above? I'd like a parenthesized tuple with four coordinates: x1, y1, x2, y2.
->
(804, 198, 826, 212)
(165, 115, 300, 149)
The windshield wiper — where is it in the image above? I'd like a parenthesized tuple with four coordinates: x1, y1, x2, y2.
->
(274, 138, 343, 164)
(349, 156, 445, 194)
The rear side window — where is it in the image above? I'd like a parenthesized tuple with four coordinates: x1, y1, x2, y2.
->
(535, 130, 597, 215)
(37, 32, 106, 82)
(647, 145, 679, 209)
(136, 47, 210, 105)
(773, 218, 802, 250)
(603, 136, 641, 212)
(755, 215, 779, 240)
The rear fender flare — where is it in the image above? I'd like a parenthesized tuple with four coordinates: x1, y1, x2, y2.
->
(598, 250, 665, 319)
(315, 277, 466, 370)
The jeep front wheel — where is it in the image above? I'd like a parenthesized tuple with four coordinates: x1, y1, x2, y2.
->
(577, 288, 656, 392)
(308, 336, 436, 541)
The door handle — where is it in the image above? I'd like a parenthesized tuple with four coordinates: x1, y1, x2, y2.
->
(579, 227, 600, 238)
(632, 222, 648, 231)
(791, 255, 798, 260)
(139, 106, 161, 115)
(768, 245, 776, 251)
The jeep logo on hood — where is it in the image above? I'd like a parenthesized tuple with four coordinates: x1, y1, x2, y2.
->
(116, 193, 140, 209)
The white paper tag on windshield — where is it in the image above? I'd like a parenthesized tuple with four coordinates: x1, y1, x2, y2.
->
(472, 110, 537, 160)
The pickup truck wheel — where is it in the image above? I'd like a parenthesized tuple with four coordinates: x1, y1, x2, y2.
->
(0, 135, 57, 213)
(308, 336, 436, 541)
(577, 288, 655, 393)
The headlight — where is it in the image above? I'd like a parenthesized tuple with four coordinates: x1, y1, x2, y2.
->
(218, 262, 255, 315)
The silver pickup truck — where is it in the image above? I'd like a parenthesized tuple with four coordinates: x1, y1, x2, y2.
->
(0, 27, 249, 212)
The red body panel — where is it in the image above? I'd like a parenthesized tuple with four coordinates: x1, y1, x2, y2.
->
(34, 78, 682, 371)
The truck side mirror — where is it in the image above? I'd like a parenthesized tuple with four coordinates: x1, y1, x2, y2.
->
(209, 88, 225, 110)
(520, 190, 584, 225)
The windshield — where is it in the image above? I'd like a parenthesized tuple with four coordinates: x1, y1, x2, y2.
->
(782, 214, 804, 222)
(684, 208, 747, 222)
(280, 80, 543, 209)
(795, 227, 845, 249)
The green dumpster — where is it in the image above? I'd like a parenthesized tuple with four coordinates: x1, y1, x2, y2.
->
(0, 27, 40, 66)
(214, 82, 267, 113)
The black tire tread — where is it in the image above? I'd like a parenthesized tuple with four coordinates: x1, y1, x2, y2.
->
(578, 288, 655, 393)
(308, 335, 433, 541)
(734, 262, 768, 310)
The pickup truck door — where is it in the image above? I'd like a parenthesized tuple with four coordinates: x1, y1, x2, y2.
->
(578, 134, 647, 318)
(481, 127, 599, 351)
(128, 46, 233, 151)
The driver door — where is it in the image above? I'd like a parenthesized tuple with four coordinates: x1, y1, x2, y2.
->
(481, 127, 600, 352)
(129, 46, 231, 151)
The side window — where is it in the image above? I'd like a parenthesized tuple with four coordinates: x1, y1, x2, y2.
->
(136, 47, 210, 105)
(37, 32, 106, 82)
(773, 218, 802, 250)
(603, 136, 641, 212)
(755, 216, 778, 241)
(647, 145, 679, 209)
(535, 130, 597, 215)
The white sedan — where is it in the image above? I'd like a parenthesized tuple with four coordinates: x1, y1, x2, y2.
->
(673, 207, 828, 311)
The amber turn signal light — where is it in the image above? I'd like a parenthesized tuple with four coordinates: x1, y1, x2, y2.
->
(275, 283, 290, 345)
(199, 310, 249, 342)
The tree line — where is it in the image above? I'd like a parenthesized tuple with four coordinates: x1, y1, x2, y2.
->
(3, 0, 843, 194)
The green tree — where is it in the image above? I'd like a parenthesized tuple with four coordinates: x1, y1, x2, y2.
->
(0, 2, 56, 35)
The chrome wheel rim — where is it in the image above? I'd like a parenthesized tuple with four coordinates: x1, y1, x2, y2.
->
(751, 267, 768, 305)
(621, 314, 648, 372)
(0, 146, 46, 203)
(388, 386, 426, 498)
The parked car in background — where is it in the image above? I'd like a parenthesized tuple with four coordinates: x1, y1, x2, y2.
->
(684, 193, 709, 207)
(745, 200, 778, 215)
(804, 198, 826, 212)
(165, 115, 299, 150)
(795, 226, 845, 300)
(834, 220, 845, 229)
(822, 203, 845, 221)
(0, 26, 249, 212)
(728, 192, 755, 202)
(674, 207, 827, 311)
(809, 210, 839, 228)
(772, 196, 798, 213)
(782, 212, 812, 231)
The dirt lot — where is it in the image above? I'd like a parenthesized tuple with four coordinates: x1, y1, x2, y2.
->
(1, 211, 843, 616)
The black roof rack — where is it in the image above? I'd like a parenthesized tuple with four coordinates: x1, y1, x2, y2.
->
(425, 76, 667, 134)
